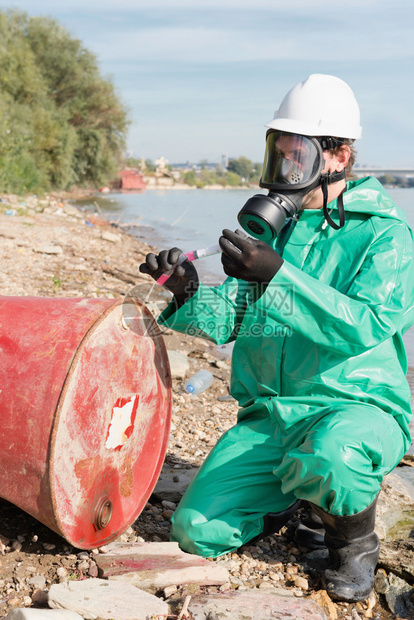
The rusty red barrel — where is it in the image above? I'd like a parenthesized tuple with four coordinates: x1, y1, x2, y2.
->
(0, 296, 171, 549)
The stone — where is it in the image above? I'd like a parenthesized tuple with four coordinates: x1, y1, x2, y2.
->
(309, 590, 338, 620)
(5, 610, 83, 619)
(101, 231, 122, 243)
(28, 575, 46, 590)
(34, 245, 63, 255)
(163, 585, 178, 598)
(378, 539, 414, 580)
(63, 205, 84, 219)
(151, 463, 198, 503)
(374, 568, 389, 594)
(48, 578, 168, 620)
(161, 500, 177, 511)
(95, 541, 229, 591)
(88, 562, 99, 577)
(214, 360, 229, 369)
(376, 571, 414, 617)
(31, 589, 49, 605)
(187, 590, 328, 619)
(376, 469, 414, 540)
(294, 575, 309, 590)
(258, 581, 275, 589)
(56, 567, 67, 581)
(167, 349, 190, 379)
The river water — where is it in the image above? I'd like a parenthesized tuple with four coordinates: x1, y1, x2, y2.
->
(79, 186, 414, 384)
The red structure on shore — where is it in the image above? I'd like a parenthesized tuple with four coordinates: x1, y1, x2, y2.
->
(120, 169, 146, 191)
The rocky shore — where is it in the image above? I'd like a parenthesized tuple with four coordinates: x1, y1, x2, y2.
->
(0, 192, 413, 620)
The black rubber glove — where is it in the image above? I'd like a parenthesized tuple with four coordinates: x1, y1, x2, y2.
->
(219, 229, 283, 283)
(139, 247, 199, 305)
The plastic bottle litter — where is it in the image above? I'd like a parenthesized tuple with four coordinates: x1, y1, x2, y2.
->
(184, 370, 213, 396)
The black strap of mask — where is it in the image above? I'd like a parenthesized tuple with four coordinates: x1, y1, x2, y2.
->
(321, 170, 346, 230)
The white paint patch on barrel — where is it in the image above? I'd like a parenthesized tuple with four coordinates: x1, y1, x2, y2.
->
(105, 395, 138, 450)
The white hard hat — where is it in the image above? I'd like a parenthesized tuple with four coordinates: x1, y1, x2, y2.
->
(266, 74, 362, 140)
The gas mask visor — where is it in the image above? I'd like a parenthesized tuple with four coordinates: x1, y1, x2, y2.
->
(238, 131, 326, 242)
(260, 130, 324, 191)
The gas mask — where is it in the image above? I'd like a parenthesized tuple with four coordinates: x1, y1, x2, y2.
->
(238, 130, 346, 242)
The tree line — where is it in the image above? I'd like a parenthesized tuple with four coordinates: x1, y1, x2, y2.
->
(181, 156, 262, 187)
(0, 10, 129, 194)
(127, 156, 263, 188)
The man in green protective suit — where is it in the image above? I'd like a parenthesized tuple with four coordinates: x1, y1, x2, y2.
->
(140, 74, 414, 603)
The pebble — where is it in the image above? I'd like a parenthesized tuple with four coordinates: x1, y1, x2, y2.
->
(163, 585, 178, 598)
(28, 576, 46, 590)
(31, 589, 48, 605)
(161, 500, 177, 511)
(88, 562, 99, 578)
(258, 581, 275, 589)
(162, 510, 174, 520)
(294, 576, 309, 590)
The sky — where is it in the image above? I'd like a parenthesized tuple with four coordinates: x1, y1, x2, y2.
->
(1, 0, 414, 167)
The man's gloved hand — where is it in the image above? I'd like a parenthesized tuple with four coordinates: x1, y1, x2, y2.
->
(219, 229, 283, 283)
(139, 247, 199, 304)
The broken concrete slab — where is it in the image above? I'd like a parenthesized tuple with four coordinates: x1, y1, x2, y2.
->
(5, 611, 83, 620)
(187, 589, 328, 619)
(95, 541, 229, 592)
(48, 578, 169, 620)
(151, 463, 198, 503)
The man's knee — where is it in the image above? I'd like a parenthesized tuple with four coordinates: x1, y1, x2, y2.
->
(169, 506, 208, 556)
(170, 502, 266, 558)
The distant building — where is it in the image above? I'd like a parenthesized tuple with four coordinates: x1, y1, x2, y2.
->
(120, 169, 147, 191)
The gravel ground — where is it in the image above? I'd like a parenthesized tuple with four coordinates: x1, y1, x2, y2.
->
(0, 192, 400, 619)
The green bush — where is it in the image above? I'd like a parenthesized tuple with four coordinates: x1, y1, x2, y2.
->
(0, 9, 129, 193)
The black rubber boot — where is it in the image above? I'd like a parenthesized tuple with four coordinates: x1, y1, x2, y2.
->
(310, 497, 380, 602)
(246, 499, 302, 546)
(295, 503, 326, 549)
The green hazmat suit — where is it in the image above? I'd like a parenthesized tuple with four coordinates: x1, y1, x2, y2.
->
(158, 176, 414, 558)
